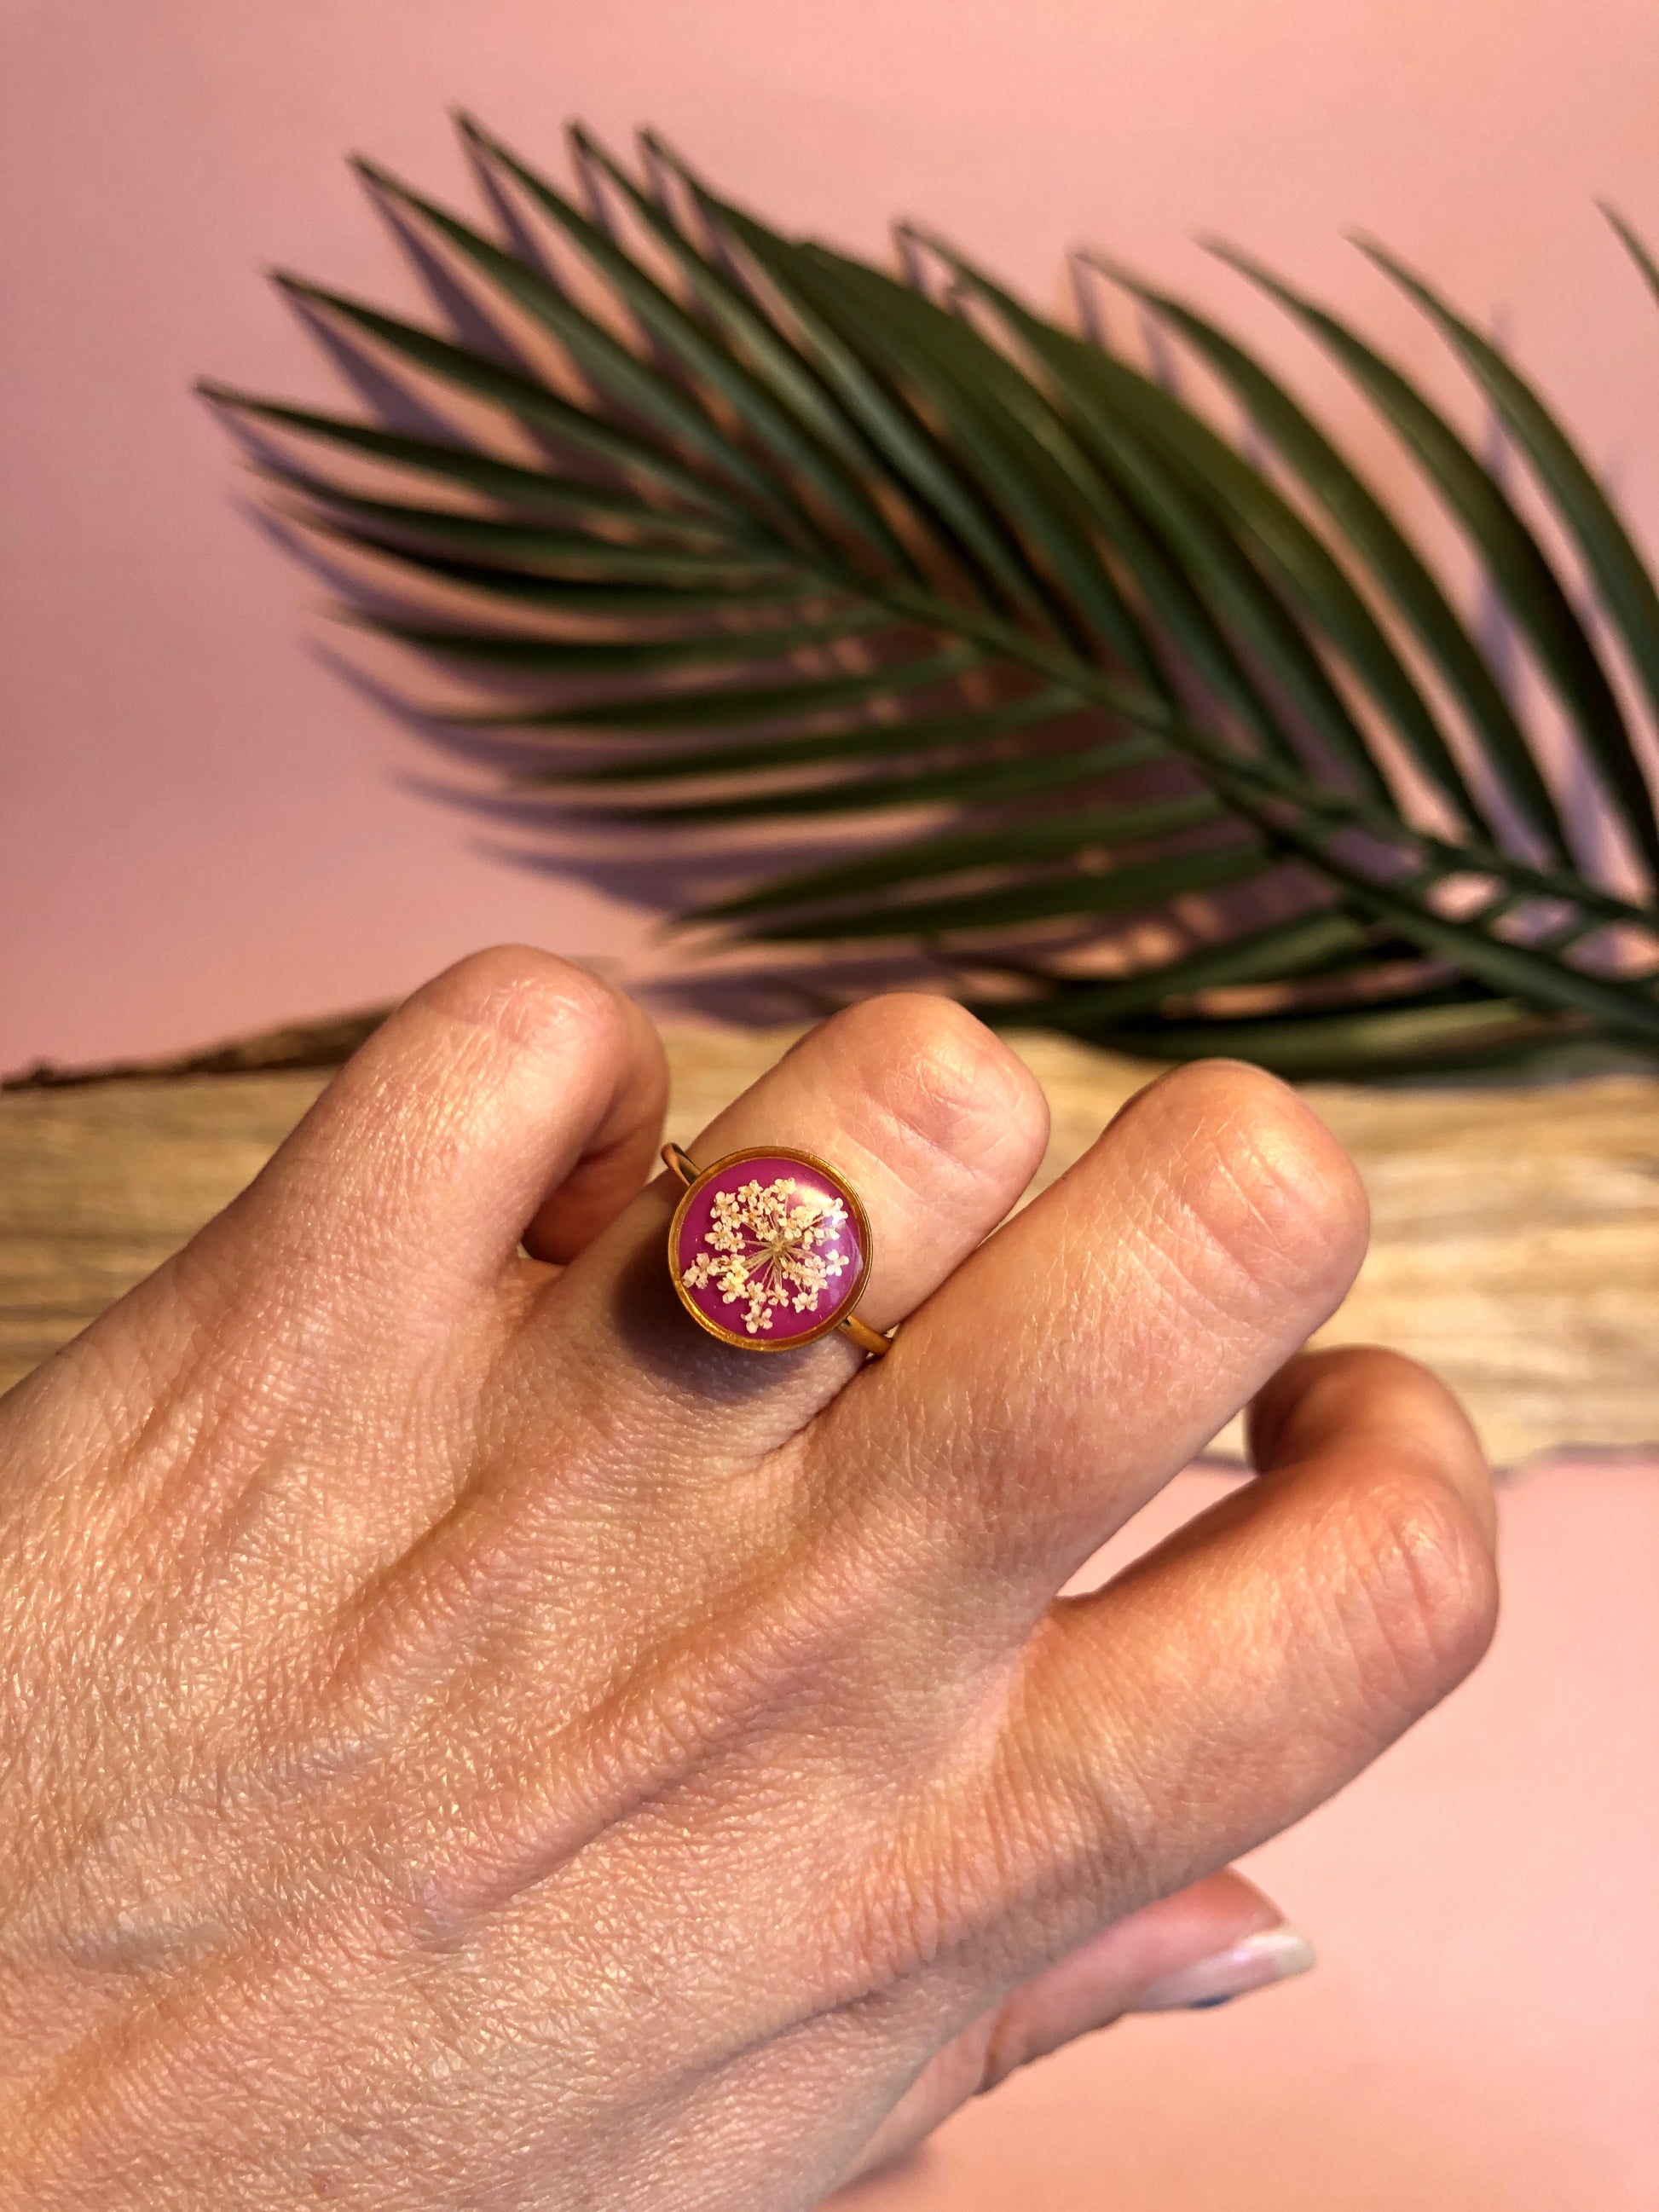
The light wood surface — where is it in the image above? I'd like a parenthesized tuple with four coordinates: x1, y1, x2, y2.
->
(2, 1033, 1654, 1468)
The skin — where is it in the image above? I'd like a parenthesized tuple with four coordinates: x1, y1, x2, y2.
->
(0, 949, 1499, 2209)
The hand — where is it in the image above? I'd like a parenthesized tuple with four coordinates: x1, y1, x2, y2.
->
(0, 950, 1497, 2209)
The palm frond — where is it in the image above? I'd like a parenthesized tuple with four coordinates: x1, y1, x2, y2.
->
(201, 121, 1659, 1078)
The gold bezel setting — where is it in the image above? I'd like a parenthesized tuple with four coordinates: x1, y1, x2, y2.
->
(667, 1145, 875, 1353)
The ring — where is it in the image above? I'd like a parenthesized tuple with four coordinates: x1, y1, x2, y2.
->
(662, 1143, 893, 1358)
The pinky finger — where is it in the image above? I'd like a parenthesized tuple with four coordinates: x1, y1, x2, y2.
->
(830, 1872, 1304, 2192)
(1007, 1347, 1498, 1953)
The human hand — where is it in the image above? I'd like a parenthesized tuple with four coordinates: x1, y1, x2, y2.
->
(0, 951, 1496, 2208)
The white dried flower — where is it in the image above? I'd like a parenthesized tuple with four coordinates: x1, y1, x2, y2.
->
(682, 1176, 851, 1335)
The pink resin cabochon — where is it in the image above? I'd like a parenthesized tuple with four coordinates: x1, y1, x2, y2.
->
(670, 1150, 870, 1349)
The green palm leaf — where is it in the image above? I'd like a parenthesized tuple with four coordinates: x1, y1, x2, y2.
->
(555, 690, 1090, 783)
(1059, 261, 1554, 852)
(1604, 206, 1659, 311)
(1356, 236, 1659, 821)
(201, 119, 1659, 1079)
(1209, 241, 1659, 881)
(578, 734, 1164, 823)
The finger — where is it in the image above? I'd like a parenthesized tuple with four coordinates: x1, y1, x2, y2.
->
(1245, 1344, 1498, 1545)
(516, 994, 1050, 1465)
(813, 1059, 1369, 1623)
(970, 1348, 1496, 1982)
(835, 1873, 1306, 2189)
(519, 1019, 671, 1264)
(191, 947, 668, 1322)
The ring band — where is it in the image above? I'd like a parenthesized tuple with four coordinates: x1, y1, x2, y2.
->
(662, 1143, 893, 1357)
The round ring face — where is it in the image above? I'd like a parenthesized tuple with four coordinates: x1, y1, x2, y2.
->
(668, 1147, 872, 1351)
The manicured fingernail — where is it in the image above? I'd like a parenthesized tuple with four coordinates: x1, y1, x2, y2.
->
(1132, 1925, 1316, 2013)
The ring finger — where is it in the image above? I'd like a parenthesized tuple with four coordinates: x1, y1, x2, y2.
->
(497, 991, 1053, 1478)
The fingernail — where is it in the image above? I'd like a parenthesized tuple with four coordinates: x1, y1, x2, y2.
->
(1132, 1925, 1316, 2013)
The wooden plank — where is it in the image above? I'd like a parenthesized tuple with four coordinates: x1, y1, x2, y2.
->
(2, 1036, 1654, 1468)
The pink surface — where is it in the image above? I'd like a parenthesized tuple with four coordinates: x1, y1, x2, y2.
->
(4, 2, 1659, 1069)
(845, 1458, 1659, 2212)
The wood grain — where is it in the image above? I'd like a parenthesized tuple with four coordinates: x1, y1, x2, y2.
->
(2, 1034, 1654, 1467)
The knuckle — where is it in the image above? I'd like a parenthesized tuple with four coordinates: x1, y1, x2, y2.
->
(1152, 1060, 1368, 1302)
(1326, 1465, 1500, 1731)
(420, 945, 625, 1064)
(842, 994, 1049, 1178)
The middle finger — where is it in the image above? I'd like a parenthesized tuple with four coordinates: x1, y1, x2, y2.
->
(812, 1056, 1370, 1635)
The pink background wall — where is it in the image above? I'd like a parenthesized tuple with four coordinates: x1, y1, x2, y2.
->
(5, 0, 1659, 1071)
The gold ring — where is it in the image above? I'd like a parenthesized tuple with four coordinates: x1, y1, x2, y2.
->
(662, 1143, 893, 1358)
